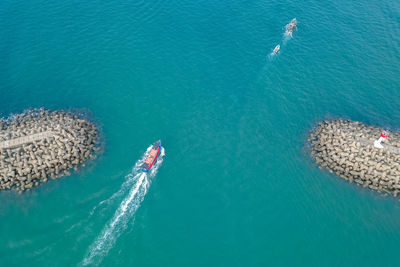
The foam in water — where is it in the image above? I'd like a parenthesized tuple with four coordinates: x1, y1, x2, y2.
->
(268, 51, 279, 59)
(81, 146, 165, 266)
(282, 32, 292, 45)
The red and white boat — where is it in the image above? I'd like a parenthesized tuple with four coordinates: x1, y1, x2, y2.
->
(141, 140, 162, 172)
(273, 44, 280, 54)
(285, 18, 297, 35)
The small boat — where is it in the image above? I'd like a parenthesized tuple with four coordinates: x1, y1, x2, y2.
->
(141, 140, 162, 172)
(273, 44, 280, 54)
(285, 18, 297, 35)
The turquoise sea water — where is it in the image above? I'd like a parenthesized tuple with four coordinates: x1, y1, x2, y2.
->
(1, 0, 400, 266)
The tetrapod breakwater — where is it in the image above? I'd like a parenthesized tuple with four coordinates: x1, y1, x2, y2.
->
(0, 109, 99, 192)
(309, 119, 400, 198)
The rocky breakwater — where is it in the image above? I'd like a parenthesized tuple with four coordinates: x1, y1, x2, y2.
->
(0, 109, 99, 192)
(309, 119, 400, 197)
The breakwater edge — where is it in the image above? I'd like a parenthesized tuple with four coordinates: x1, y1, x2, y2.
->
(0, 109, 99, 192)
(309, 119, 400, 198)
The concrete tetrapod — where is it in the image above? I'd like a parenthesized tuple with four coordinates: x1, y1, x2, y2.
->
(0, 109, 99, 192)
(309, 119, 400, 198)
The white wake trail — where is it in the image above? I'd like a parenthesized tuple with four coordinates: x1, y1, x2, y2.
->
(81, 147, 164, 266)
(88, 147, 152, 217)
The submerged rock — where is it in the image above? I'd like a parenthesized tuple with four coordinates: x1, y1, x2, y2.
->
(0, 109, 99, 192)
(309, 119, 400, 198)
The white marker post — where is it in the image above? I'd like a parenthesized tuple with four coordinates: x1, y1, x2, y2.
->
(374, 130, 388, 149)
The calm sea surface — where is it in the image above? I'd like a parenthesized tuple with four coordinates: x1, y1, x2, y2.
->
(1, 0, 400, 266)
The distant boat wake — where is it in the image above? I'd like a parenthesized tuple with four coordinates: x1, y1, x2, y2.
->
(81, 146, 165, 266)
(267, 34, 292, 60)
(268, 19, 297, 60)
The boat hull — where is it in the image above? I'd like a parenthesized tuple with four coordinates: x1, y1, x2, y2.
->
(141, 141, 161, 172)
